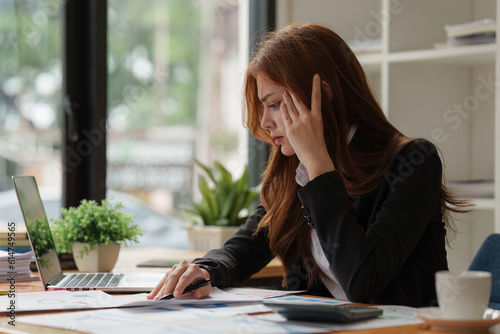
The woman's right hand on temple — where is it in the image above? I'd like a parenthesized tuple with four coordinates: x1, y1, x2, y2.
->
(146, 260, 212, 300)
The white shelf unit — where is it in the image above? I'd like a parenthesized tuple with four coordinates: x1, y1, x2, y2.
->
(277, 0, 499, 270)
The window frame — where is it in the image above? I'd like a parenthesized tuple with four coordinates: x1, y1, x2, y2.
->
(62, 0, 107, 208)
(247, 0, 275, 187)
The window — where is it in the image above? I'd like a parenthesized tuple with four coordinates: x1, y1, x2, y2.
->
(106, 0, 249, 247)
(0, 0, 273, 249)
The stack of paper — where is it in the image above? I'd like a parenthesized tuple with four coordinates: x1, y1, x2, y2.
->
(0, 288, 304, 313)
(444, 19, 496, 46)
(0, 224, 31, 249)
(0, 249, 35, 282)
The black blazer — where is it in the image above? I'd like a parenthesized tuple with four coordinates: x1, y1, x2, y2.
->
(193, 139, 448, 307)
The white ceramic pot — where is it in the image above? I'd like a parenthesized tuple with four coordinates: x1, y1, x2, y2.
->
(186, 226, 239, 252)
(72, 242, 121, 272)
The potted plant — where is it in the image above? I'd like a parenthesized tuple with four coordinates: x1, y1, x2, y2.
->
(182, 160, 260, 252)
(51, 197, 143, 272)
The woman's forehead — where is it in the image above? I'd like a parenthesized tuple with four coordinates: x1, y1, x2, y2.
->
(256, 74, 282, 100)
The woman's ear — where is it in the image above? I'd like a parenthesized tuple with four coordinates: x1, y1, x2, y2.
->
(321, 80, 333, 101)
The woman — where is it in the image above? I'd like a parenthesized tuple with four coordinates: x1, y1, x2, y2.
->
(148, 24, 468, 307)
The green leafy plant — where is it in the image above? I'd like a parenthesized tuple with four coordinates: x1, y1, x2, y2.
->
(183, 160, 260, 227)
(51, 197, 143, 258)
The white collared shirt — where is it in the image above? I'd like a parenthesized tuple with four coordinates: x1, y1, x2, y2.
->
(295, 162, 348, 300)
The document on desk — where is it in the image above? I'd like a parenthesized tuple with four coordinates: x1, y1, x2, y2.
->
(15, 304, 423, 334)
(17, 308, 333, 334)
(0, 287, 304, 313)
(14, 293, 423, 334)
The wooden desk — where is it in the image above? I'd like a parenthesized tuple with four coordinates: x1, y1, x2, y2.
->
(4, 278, 497, 334)
(1, 248, 497, 334)
(0, 276, 426, 334)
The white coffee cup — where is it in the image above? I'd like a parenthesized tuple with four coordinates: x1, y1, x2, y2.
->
(435, 270, 492, 319)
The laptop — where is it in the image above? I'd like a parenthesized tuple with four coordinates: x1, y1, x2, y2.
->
(12, 175, 165, 292)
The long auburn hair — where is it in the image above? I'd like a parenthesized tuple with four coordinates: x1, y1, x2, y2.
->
(243, 24, 467, 288)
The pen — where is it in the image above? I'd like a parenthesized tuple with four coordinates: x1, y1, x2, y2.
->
(160, 278, 211, 300)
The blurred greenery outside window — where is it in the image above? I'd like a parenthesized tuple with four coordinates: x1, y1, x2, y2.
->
(1, 1, 249, 226)
(107, 0, 249, 216)
(0, 0, 62, 189)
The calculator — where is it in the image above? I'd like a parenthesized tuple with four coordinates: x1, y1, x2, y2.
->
(263, 300, 383, 323)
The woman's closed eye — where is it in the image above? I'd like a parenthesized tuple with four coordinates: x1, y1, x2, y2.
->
(268, 101, 282, 111)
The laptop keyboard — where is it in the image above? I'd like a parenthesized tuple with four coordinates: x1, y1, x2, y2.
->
(62, 273, 124, 288)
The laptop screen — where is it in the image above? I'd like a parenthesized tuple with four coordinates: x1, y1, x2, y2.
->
(12, 176, 62, 286)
